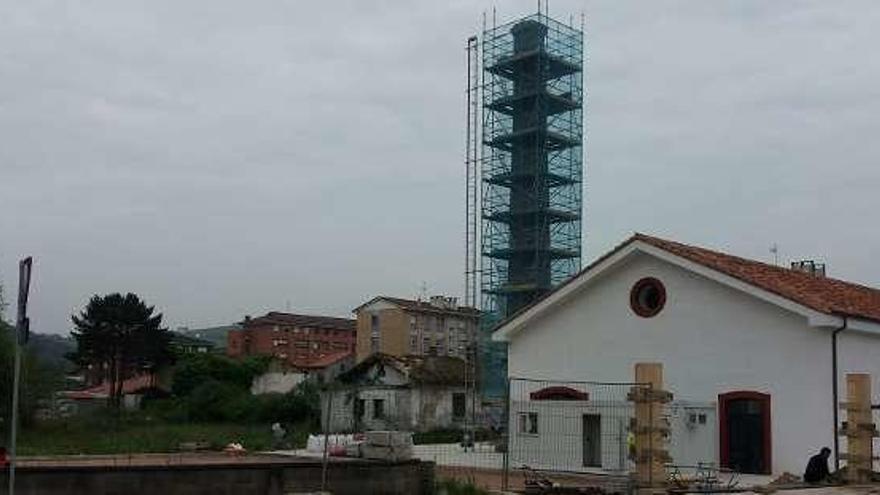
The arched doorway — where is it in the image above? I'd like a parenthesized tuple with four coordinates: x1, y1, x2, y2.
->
(719, 391, 771, 474)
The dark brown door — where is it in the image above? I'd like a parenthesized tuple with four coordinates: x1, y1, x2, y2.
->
(582, 414, 601, 468)
(719, 392, 771, 474)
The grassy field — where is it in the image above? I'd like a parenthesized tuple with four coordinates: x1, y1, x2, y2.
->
(18, 419, 310, 456)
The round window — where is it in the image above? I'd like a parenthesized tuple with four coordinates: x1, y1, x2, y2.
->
(630, 277, 666, 318)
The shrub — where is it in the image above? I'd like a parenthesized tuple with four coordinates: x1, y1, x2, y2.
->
(143, 397, 190, 423)
(186, 379, 254, 422)
(171, 354, 268, 397)
(249, 383, 320, 426)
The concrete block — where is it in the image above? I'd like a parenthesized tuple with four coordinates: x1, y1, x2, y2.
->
(365, 431, 412, 447)
(361, 444, 413, 462)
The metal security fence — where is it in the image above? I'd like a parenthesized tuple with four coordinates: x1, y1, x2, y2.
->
(316, 383, 508, 491)
(505, 378, 651, 493)
(316, 379, 652, 493)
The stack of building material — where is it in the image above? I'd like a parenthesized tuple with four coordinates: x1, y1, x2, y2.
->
(360, 431, 413, 462)
(305, 434, 356, 454)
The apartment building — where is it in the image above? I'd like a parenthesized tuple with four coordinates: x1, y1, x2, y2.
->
(227, 311, 356, 366)
(353, 296, 479, 362)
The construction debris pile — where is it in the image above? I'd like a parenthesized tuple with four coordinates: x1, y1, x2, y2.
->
(305, 431, 413, 462)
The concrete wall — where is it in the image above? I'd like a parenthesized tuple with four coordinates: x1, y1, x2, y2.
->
(409, 313, 478, 359)
(356, 310, 373, 362)
(251, 371, 306, 395)
(355, 300, 479, 362)
(356, 302, 408, 362)
(324, 387, 414, 432)
(324, 385, 474, 432)
(0, 459, 434, 495)
(410, 386, 472, 431)
(505, 252, 880, 474)
(306, 354, 355, 385)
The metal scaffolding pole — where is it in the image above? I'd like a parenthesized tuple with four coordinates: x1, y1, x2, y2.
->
(479, 12, 584, 399)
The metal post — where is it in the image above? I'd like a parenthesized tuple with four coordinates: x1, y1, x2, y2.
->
(8, 339, 22, 494)
(321, 391, 333, 492)
(462, 343, 471, 453)
(502, 378, 510, 491)
(470, 345, 477, 453)
(9, 257, 32, 495)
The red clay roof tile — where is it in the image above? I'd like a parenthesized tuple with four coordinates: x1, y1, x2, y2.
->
(635, 233, 880, 323)
(498, 233, 880, 331)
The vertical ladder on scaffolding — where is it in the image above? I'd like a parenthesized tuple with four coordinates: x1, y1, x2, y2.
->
(464, 33, 480, 452)
(465, 34, 480, 312)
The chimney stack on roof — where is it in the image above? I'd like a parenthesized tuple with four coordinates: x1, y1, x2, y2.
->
(791, 260, 826, 278)
(429, 295, 459, 309)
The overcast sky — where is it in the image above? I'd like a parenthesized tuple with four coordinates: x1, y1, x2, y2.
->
(3, 1, 880, 335)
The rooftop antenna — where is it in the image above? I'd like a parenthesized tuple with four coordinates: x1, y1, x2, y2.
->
(418, 281, 428, 301)
(770, 243, 779, 266)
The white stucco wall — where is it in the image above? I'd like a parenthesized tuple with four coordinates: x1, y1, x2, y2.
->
(667, 402, 717, 471)
(251, 371, 305, 395)
(504, 252, 880, 475)
(509, 399, 629, 472)
(507, 394, 716, 473)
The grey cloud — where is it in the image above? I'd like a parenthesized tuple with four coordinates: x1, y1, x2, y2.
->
(2, 0, 880, 333)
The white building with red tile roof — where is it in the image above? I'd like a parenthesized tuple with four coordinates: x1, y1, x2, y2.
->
(493, 233, 880, 476)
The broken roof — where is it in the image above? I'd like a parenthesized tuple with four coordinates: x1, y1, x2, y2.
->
(337, 353, 466, 386)
(293, 351, 352, 369)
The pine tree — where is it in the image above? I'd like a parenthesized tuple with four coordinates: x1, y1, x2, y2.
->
(70, 293, 173, 408)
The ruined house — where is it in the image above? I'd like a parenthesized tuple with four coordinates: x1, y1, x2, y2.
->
(322, 353, 475, 432)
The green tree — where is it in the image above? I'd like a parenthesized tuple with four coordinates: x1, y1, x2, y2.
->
(1, 319, 13, 440)
(70, 293, 173, 408)
(1, 283, 64, 432)
(171, 353, 268, 397)
(0, 281, 7, 318)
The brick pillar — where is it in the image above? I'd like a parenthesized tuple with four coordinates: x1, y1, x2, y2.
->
(841, 373, 875, 484)
(630, 363, 672, 494)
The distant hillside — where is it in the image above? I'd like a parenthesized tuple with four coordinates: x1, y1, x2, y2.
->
(27, 332, 76, 371)
(178, 325, 239, 349)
